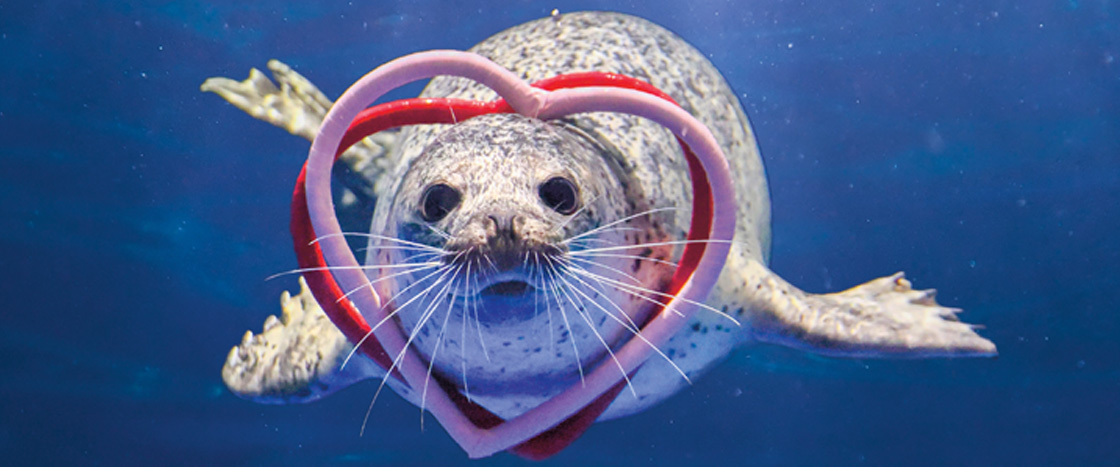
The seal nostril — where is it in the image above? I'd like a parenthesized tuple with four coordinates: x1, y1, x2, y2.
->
(489, 214, 518, 242)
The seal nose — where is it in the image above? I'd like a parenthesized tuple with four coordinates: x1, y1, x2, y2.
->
(486, 214, 524, 271)
(487, 214, 519, 243)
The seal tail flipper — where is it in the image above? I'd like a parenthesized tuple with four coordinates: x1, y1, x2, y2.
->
(222, 276, 379, 404)
(201, 59, 332, 141)
(737, 260, 997, 358)
(201, 60, 394, 201)
(202, 58, 331, 138)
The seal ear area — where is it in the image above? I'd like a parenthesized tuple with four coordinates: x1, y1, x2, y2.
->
(419, 182, 462, 223)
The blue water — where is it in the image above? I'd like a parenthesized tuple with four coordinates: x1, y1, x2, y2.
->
(2, 1, 1117, 465)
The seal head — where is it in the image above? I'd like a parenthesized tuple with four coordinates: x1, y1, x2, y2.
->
(369, 113, 674, 417)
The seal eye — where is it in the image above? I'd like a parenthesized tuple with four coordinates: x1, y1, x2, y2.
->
(420, 183, 461, 222)
(539, 176, 579, 215)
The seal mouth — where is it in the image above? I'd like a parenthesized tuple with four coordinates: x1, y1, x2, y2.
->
(480, 280, 533, 297)
(457, 270, 539, 299)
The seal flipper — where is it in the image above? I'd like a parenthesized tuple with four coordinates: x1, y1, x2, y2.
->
(737, 260, 997, 358)
(201, 60, 395, 202)
(201, 60, 332, 141)
(222, 277, 377, 403)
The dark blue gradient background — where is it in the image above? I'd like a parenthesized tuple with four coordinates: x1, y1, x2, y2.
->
(1, 1, 1116, 465)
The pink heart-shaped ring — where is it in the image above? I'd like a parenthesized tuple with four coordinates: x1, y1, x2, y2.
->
(302, 50, 736, 458)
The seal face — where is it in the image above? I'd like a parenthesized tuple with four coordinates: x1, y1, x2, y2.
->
(369, 113, 675, 415)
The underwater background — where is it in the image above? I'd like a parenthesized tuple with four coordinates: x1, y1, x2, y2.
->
(2, 0, 1117, 465)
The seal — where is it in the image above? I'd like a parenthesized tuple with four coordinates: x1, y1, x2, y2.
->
(202, 11, 997, 457)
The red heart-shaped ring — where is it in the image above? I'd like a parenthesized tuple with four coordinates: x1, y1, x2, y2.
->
(297, 50, 735, 458)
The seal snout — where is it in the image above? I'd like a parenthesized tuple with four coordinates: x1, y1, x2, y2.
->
(484, 213, 527, 271)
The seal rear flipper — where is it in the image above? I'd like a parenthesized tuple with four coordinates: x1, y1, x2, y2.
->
(221, 277, 376, 404)
(737, 260, 997, 358)
(201, 60, 395, 202)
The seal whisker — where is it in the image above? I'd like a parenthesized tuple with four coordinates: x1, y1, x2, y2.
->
(336, 263, 442, 304)
(567, 265, 690, 319)
(568, 262, 707, 320)
(370, 249, 464, 307)
(264, 260, 441, 281)
(557, 258, 641, 330)
(375, 259, 459, 379)
(550, 267, 638, 397)
(565, 237, 620, 250)
(566, 227, 645, 248)
(481, 252, 498, 275)
(567, 237, 612, 247)
(568, 251, 681, 269)
(541, 254, 585, 385)
(356, 244, 448, 255)
(366, 265, 457, 434)
(311, 231, 449, 254)
(424, 223, 454, 241)
(566, 256, 646, 286)
(533, 251, 556, 353)
(469, 255, 492, 363)
(420, 262, 466, 429)
(561, 206, 679, 245)
(528, 251, 540, 318)
(345, 249, 472, 371)
(357, 263, 456, 438)
(340, 262, 444, 305)
(569, 238, 742, 255)
(459, 257, 473, 402)
(339, 262, 456, 371)
(557, 257, 646, 334)
(556, 259, 692, 384)
(551, 192, 602, 234)
(381, 248, 472, 313)
(570, 266, 742, 326)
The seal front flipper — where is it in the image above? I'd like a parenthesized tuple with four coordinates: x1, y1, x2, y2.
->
(736, 260, 997, 358)
(222, 277, 378, 403)
(201, 60, 394, 201)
